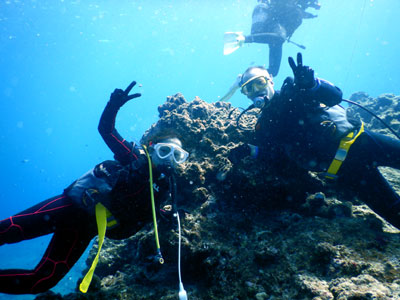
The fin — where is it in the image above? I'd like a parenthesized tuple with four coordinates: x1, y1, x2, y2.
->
(223, 32, 245, 55)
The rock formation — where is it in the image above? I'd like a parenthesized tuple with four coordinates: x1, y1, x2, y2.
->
(35, 92, 400, 300)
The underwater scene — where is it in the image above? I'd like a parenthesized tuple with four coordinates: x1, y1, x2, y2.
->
(1, 0, 400, 299)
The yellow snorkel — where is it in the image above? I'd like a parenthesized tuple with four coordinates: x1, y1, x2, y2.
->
(143, 144, 164, 264)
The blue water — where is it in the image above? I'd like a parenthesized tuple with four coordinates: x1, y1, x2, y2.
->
(1, 0, 399, 299)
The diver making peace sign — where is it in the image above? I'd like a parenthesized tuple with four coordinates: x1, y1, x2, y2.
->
(0, 81, 189, 295)
(227, 52, 400, 230)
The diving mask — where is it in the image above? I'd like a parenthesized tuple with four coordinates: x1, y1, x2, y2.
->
(241, 76, 271, 98)
(154, 143, 189, 165)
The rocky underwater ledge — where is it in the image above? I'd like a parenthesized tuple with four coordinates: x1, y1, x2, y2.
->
(36, 92, 400, 300)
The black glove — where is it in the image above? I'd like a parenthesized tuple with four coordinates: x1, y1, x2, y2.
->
(229, 143, 251, 164)
(288, 53, 316, 90)
(109, 80, 141, 108)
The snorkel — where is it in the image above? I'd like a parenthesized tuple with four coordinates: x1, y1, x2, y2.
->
(143, 138, 189, 299)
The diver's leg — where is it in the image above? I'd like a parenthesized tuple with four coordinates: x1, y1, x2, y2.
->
(353, 167, 400, 229)
(245, 33, 282, 44)
(0, 195, 74, 245)
(268, 42, 283, 77)
(339, 131, 400, 229)
(0, 226, 94, 294)
(362, 130, 400, 169)
(244, 35, 255, 43)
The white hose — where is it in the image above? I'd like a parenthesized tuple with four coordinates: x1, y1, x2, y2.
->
(176, 212, 188, 300)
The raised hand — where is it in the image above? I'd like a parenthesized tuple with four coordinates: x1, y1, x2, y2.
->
(109, 80, 141, 107)
(288, 52, 316, 89)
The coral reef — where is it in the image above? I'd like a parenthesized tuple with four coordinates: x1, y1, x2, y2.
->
(35, 92, 400, 300)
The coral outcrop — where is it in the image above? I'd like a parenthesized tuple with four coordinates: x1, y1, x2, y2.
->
(35, 93, 400, 300)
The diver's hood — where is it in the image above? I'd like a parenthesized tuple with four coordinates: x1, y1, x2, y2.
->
(240, 66, 271, 87)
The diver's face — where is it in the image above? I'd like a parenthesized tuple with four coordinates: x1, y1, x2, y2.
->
(150, 138, 189, 170)
(241, 76, 275, 107)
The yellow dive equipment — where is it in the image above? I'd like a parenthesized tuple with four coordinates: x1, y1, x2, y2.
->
(80, 203, 116, 293)
(324, 122, 364, 180)
(80, 144, 164, 293)
(143, 145, 164, 264)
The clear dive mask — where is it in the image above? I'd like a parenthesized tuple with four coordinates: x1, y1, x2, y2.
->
(154, 143, 189, 164)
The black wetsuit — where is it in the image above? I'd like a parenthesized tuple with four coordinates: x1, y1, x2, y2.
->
(0, 100, 168, 294)
(255, 77, 400, 228)
(245, 1, 316, 76)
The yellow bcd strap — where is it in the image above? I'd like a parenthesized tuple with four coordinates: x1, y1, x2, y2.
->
(80, 144, 164, 293)
(79, 203, 108, 293)
(324, 122, 365, 180)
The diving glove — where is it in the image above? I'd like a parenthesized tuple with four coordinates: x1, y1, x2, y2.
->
(109, 80, 141, 108)
(288, 52, 316, 90)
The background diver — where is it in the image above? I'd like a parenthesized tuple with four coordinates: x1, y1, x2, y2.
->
(226, 52, 400, 230)
(224, 0, 320, 77)
(0, 81, 189, 295)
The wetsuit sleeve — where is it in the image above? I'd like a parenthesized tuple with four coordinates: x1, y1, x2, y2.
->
(281, 76, 342, 107)
(309, 78, 343, 107)
(98, 101, 141, 165)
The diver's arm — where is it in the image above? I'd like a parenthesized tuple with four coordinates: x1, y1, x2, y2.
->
(253, 113, 284, 163)
(254, 144, 285, 165)
(288, 53, 342, 107)
(229, 115, 282, 164)
(98, 101, 136, 161)
(98, 81, 142, 164)
(233, 140, 283, 164)
(309, 78, 343, 107)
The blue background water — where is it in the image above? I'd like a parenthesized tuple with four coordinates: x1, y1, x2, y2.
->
(0, 0, 399, 298)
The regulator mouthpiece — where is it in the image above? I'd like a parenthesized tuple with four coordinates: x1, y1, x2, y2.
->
(155, 249, 164, 264)
(179, 282, 188, 300)
(252, 96, 266, 108)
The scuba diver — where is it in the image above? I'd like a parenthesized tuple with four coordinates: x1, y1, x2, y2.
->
(223, 0, 320, 77)
(227, 52, 400, 230)
(0, 81, 189, 294)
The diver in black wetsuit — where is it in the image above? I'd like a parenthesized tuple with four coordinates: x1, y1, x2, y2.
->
(0, 81, 189, 294)
(229, 53, 400, 229)
(245, 0, 320, 76)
